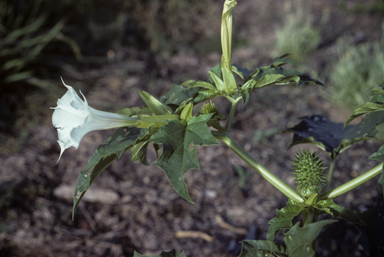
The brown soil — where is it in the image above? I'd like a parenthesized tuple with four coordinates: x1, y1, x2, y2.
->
(1, 1, 384, 256)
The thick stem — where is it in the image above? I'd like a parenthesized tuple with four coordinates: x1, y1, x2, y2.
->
(225, 97, 240, 131)
(214, 131, 304, 203)
(324, 157, 336, 192)
(318, 163, 382, 200)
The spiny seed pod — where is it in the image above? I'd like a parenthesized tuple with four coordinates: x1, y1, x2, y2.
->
(201, 101, 219, 116)
(291, 149, 326, 196)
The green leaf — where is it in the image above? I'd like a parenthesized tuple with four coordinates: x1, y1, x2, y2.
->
(305, 193, 318, 206)
(140, 90, 172, 115)
(208, 64, 222, 84)
(194, 88, 225, 104)
(233, 64, 253, 79)
(369, 145, 384, 197)
(232, 64, 246, 79)
(267, 200, 305, 241)
(209, 70, 226, 92)
(345, 102, 384, 126)
(240, 79, 254, 105)
(249, 66, 323, 88)
(238, 240, 287, 257)
(283, 114, 377, 156)
(72, 127, 148, 219)
(369, 144, 384, 162)
(239, 60, 322, 96)
(314, 199, 366, 226)
(130, 141, 150, 166)
(283, 220, 336, 257)
(174, 98, 194, 115)
(149, 114, 219, 203)
(345, 85, 384, 126)
(134, 249, 187, 257)
(180, 102, 193, 122)
(161, 84, 199, 108)
(188, 81, 216, 90)
(270, 54, 295, 68)
(221, 64, 238, 93)
(252, 74, 289, 90)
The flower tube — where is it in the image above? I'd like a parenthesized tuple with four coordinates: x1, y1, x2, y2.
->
(52, 78, 138, 161)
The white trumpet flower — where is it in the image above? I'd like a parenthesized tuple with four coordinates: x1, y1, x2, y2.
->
(52, 78, 138, 161)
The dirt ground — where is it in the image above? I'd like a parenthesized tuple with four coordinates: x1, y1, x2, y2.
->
(1, 1, 384, 256)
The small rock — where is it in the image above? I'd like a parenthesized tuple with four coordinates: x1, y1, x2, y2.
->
(54, 184, 119, 204)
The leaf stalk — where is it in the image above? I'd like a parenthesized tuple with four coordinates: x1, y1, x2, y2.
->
(213, 131, 304, 203)
(324, 157, 336, 192)
(318, 163, 382, 200)
(225, 96, 241, 131)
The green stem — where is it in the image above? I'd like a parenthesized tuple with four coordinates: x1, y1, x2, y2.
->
(213, 131, 304, 203)
(225, 97, 240, 131)
(302, 208, 315, 227)
(303, 208, 317, 251)
(318, 163, 382, 200)
(324, 157, 336, 192)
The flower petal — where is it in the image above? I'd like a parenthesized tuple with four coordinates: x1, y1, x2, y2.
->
(52, 78, 139, 162)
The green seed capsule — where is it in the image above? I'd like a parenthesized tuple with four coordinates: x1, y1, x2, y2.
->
(201, 101, 219, 115)
(291, 149, 326, 196)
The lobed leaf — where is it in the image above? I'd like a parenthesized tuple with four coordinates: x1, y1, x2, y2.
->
(72, 127, 148, 219)
(248, 65, 323, 89)
(267, 200, 305, 242)
(314, 199, 366, 226)
(149, 114, 219, 203)
(233, 57, 323, 98)
(161, 84, 199, 109)
(238, 240, 287, 257)
(283, 220, 336, 257)
(283, 114, 377, 156)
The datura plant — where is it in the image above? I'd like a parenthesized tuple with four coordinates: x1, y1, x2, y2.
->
(52, 1, 384, 256)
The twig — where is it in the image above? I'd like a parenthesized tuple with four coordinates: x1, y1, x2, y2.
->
(175, 231, 214, 242)
(215, 216, 247, 235)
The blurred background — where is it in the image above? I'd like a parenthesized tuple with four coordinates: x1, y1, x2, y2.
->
(1, 0, 384, 256)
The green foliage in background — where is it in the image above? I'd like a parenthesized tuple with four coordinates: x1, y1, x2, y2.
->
(275, 0, 324, 63)
(0, 0, 65, 86)
(0, 0, 84, 151)
(339, 0, 384, 15)
(329, 31, 384, 110)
